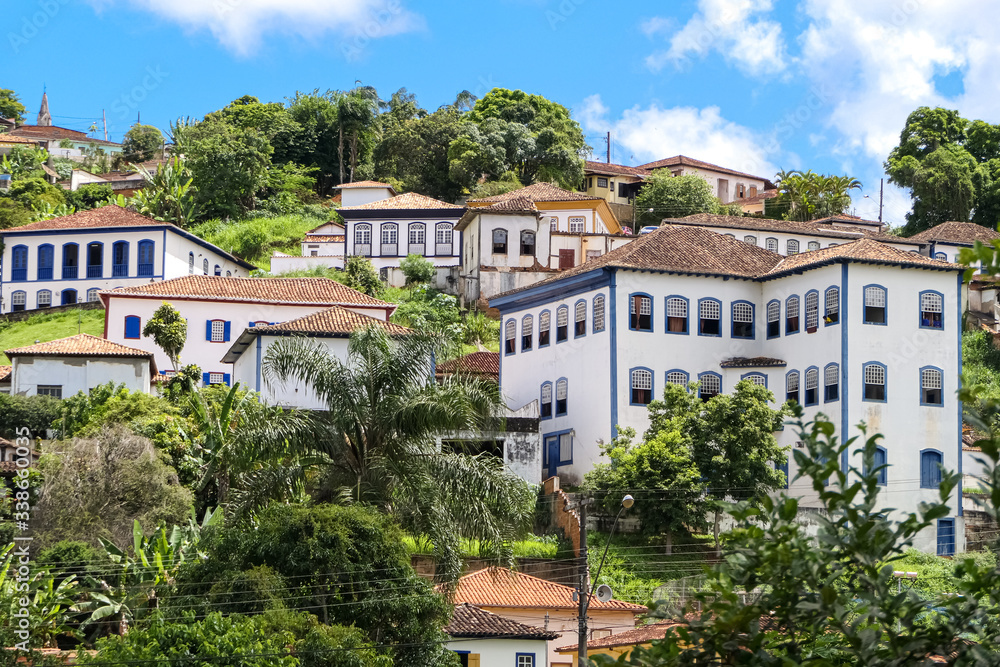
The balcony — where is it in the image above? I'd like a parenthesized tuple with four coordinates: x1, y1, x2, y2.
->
(63, 266, 78, 280)
(137, 263, 154, 277)
(11, 268, 26, 282)
(38, 268, 53, 280)
(436, 243, 452, 256)
(87, 265, 102, 278)
(381, 243, 397, 256)
(355, 244, 371, 257)
(112, 264, 128, 278)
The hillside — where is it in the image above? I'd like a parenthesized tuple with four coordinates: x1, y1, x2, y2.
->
(0, 309, 105, 364)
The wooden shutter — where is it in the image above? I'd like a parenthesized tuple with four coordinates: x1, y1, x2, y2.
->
(467, 654, 480, 667)
(559, 249, 575, 269)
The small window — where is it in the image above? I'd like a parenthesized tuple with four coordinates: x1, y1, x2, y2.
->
(787, 239, 800, 255)
(36, 385, 62, 399)
(699, 299, 721, 336)
(549, 216, 559, 232)
(765, 237, 778, 252)
(743, 373, 766, 387)
(699, 373, 721, 400)
(521, 315, 533, 352)
(597, 177, 608, 188)
(807, 241, 820, 251)
(540, 383, 552, 419)
(786, 296, 800, 334)
(504, 319, 516, 355)
(824, 364, 839, 402)
(766, 300, 780, 338)
(516, 651, 535, 666)
(631, 369, 653, 405)
(574, 300, 586, 337)
(492, 229, 508, 254)
(203, 258, 209, 275)
(37, 290, 51, 308)
(934, 252, 947, 261)
(11, 291, 26, 312)
(539, 311, 551, 346)
(921, 450, 942, 488)
(805, 291, 819, 332)
(871, 446, 888, 486)
(381, 223, 398, 245)
(864, 286, 887, 325)
(828, 243, 839, 247)
(124, 315, 141, 339)
(520, 230, 536, 256)
(355, 223, 372, 246)
(555, 379, 568, 416)
(189, 252, 195, 274)
(213, 265, 221, 276)
(920, 291, 943, 329)
(786, 371, 800, 404)
(593, 295, 606, 332)
(556, 306, 569, 342)
(825, 287, 839, 324)
(630, 295, 652, 332)
(435, 223, 453, 246)
(805, 368, 819, 406)
(666, 371, 689, 387)
(666, 297, 688, 334)
(409, 223, 426, 246)
(210, 319, 225, 342)
(863, 363, 886, 402)
(732, 302, 754, 339)
(86, 288, 100, 302)
(226, 271, 231, 277)
(921, 367, 943, 406)
(208, 372, 225, 386)
(744, 235, 757, 246)
(569, 216, 585, 233)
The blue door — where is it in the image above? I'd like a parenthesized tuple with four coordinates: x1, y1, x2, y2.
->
(61, 289, 77, 306)
(545, 435, 560, 479)
(937, 518, 955, 556)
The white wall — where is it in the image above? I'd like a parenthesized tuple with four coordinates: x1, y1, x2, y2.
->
(344, 217, 462, 270)
(447, 638, 550, 667)
(689, 223, 919, 256)
(232, 334, 348, 407)
(164, 230, 251, 279)
(341, 187, 394, 208)
(11, 356, 150, 397)
(271, 255, 346, 273)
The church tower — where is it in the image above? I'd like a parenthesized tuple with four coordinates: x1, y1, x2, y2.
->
(37, 91, 52, 126)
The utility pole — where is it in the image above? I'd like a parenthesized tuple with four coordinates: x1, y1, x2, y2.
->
(102, 110, 108, 141)
(606, 131, 611, 164)
(878, 177, 884, 224)
(577, 497, 589, 664)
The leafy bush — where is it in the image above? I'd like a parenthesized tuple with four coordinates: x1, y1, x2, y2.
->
(64, 183, 113, 211)
(399, 253, 435, 285)
(462, 310, 500, 348)
(343, 256, 384, 298)
(0, 198, 32, 228)
(0, 393, 63, 438)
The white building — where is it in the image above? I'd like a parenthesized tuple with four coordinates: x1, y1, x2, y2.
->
(910, 220, 999, 264)
(338, 180, 397, 207)
(270, 221, 347, 274)
(4, 334, 155, 398)
(100, 275, 396, 387)
(445, 603, 558, 667)
(0, 206, 255, 314)
(491, 225, 964, 555)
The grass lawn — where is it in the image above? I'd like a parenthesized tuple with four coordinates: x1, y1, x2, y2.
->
(402, 534, 561, 559)
(0, 309, 105, 364)
(191, 214, 326, 272)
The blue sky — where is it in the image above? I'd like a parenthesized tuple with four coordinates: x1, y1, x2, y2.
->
(7, 0, 998, 223)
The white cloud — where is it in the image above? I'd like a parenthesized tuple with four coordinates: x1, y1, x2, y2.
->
(645, 0, 786, 76)
(89, 0, 423, 56)
(575, 94, 611, 133)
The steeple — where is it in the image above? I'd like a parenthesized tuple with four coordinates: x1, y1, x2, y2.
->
(37, 89, 52, 127)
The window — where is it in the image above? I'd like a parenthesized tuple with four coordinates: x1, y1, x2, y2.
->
(124, 315, 141, 339)
(188, 251, 194, 274)
(786, 239, 800, 255)
(934, 252, 947, 261)
(36, 290, 51, 308)
(540, 383, 553, 419)
(732, 301, 754, 339)
(556, 306, 568, 342)
(87, 242, 103, 278)
(744, 235, 757, 246)
(736, 183, 746, 198)
(520, 230, 535, 256)
(207, 319, 230, 343)
(214, 265, 221, 276)
(825, 287, 839, 324)
(208, 372, 225, 385)
(37, 244, 53, 280)
(828, 243, 839, 247)
(805, 368, 819, 406)
(871, 446, 887, 486)
(920, 291, 943, 329)
(786, 371, 800, 404)
(138, 240, 154, 277)
(569, 217, 585, 233)
(36, 385, 62, 399)
(630, 294, 652, 331)
(863, 362, 886, 402)
(921, 367, 943, 406)
(408, 222, 425, 247)
(786, 296, 800, 334)
(539, 311, 551, 346)
(921, 450, 943, 488)
(112, 241, 129, 277)
(574, 300, 586, 337)
(86, 288, 100, 302)
(11, 291, 26, 312)
(521, 315, 533, 351)
(516, 652, 535, 667)
(807, 241, 820, 251)
(824, 364, 839, 402)
(492, 229, 508, 254)
(504, 319, 516, 355)
(61, 288, 77, 306)
(11, 245, 27, 281)
(64, 243, 79, 279)
(938, 518, 955, 556)
(226, 271, 231, 277)
(742, 373, 766, 387)
(203, 258, 209, 275)
(699, 373, 721, 400)
(864, 286, 887, 325)
(597, 177, 608, 188)
(593, 295, 606, 332)
(805, 291, 819, 331)
(766, 300, 780, 338)
(355, 224, 372, 256)
(765, 237, 778, 252)
(666, 370, 689, 387)
(666, 296, 688, 334)
(699, 298, 721, 336)
(631, 369, 653, 405)
(555, 379, 567, 416)
(549, 216, 558, 232)
(435, 222, 453, 250)
(381, 223, 398, 254)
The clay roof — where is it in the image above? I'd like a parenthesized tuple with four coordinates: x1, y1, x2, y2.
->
(811, 214, 881, 227)
(469, 182, 600, 204)
(336, 180, 396, 192)
(339, 191, 463, 211)
(9, 125, 121, 147)
(436, 351, 500, 379)
(246, 306, 410, 336)
(476, 196, 539, 214)
(636, 155, 770, 184)
(4, 205, 162, 232)
(665, 213, 920, 245)
(557, 621, 683, 652)
(909, 221, 1000, 246)
(762, 238, 959, 279)
(102, 275, 392, 309)
(739, 188, 778, 205)
(0, 366, 9, 383)
(720, 357, 787, 368)
(446, 567, 647, 612)
(446, 603, 559, 640)
(307, 222, 345, 234)
(584, 161, 649, 178)
(303, 235, 344, 243)
(0, 134, 38, 145)
(5, 334, 154, 362)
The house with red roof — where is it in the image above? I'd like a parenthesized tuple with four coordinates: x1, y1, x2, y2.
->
(445, 603, 559, 667)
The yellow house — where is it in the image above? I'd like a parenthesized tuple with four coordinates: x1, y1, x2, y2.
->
(554, 620, 684, 666)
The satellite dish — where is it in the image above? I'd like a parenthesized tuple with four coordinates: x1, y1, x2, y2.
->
(595, 584, 613, 603)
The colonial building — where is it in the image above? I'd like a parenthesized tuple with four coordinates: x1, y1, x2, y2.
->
(445, 603, 559, 667)
(491, 226, 964, 555)
(269, 221, 346, 274)
(0, 206, 254, 314)
(910, 220, 1000, 264)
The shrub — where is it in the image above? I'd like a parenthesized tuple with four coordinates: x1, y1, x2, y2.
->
(343, 256, 384, 298)
(399, 253, 436, 285)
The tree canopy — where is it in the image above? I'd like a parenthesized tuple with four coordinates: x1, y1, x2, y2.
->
(0, 88, 26, 124)
(122, 124, 164, 163)
(635, 171, 741, 224)
(767, 170, 862, 221)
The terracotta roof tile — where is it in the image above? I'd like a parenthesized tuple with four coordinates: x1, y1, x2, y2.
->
(436, 351, 500, 379)
(636, 155, 770, 183)
(720, 357, 787, 368)
(584, 161, 649, 178)
(307, 222, 345, 234)
(739, 188, 778, 205)
(0, 366, 10, 383)
(909, 221, 1000, 246)
(10, 125, 121, 146)
(5, 205, 165, 232)
(0, 135, 39, 144)
(445, 567, 647, 612)
(557, 621, 682, 652)
(5, 334, 153, 359)
(762, 238, 960, 279)
(446, 603, 559, 640)
(339, 192, 463, 211)
(475, 196, 539, 214)
(303, 235, 344, 243)
(336, 180, 396, 191)
(102, 275, 391, 308)
(469, 182, 600, 204)
(665, 213, 919, 245)
(247, 306, 410, 336)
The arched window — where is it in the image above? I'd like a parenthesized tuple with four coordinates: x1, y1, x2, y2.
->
(807, 241, 820, 251)
(540, 382, 553, 419)
(380, 223, 398, 255)
(933, 252, 947, 261)
(786, 239, 800, 255)
(765, 237, 778, 253)
(732, 301, 754, 339)
(63, 243, 79, 279)
(556, 305, 569, 342)
(630, 294, 653, 332)
(492, 229, 508, 254)
(699, 372, 721, 400)
(864, 285, 887, 325)
(805, 367, 819, 406)
(593, 295, 606, 333)
(872, 446, 887, 486)
(212, 265, 220, 276)
(124, 315, 141, 339)
(666, 296, 688, 334)
(863, 362, 886, 402)
(86, 242, 103, 278)
(539, 310, 551, 346)
(504, 319, 516, 355)
(37, 244, 54, 280)
(10, 291, 26, 312)
(742, 373, 766, 387)
(666, 370, 689, 387)
(188, 252, 195, 274)
(824, 363, 839, 402)
(555, 379, 568, 415)
(201, 258, 208, 275)
(435, 223, 453, 253)
(11, 245, 28, 281)
(921, 367, 943, 406)
(919, 291, 943, 329)
(521, 314, 533, 351)
(36, 290, 51, 308)
(112, 241, 129, 277)
(226, 271, 231, 277)
(920, 450, 943, 488)
(698, 298, 721, 336)
(744, 235, 757, 246)
(574, 300, 587, 337)
(824, 287, 839, 324)
(631, 368, 653, 405)
(355, 224, 372, 256)
(805, 290, 819, 331)
(86, 288, 100, 302)
(408, 223, 426, 253)
(767, 300, 780, 338)
(61, 288, 77, 306)
(786, 295, 800, 334)
(138, 240, 155, 277)
(786, 371, 800, 404)
(520, 230, 536, 256)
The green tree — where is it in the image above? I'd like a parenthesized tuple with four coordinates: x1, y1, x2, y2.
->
(0, 88, 26, 124)
(336, 86, 381, 185)
(767, 169, 862, 221)
(399, 253, 435, 286)
(142, 302, 187, 371)
(342, 256, 384, 298)
(65, 183, 113, 211)
(121, 124, 163, 163)
(0, 145, 48, 179)
(285, 90, 342, 194)
(0, 198, 32, 228)
(129, 156, 199, 225)
(635, 172, 727, 223)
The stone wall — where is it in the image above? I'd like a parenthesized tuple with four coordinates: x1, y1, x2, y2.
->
(0, 300, 103, 323)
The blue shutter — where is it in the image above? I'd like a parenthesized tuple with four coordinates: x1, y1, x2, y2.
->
(223, 321, 231, 342)
(223, 373, 231, 386)
(206, 320, 213, 341)
(202, 372, 211, 386)
(124, 316, 140, 339)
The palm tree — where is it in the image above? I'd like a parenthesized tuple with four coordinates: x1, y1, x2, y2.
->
(242, 324, 535, 584)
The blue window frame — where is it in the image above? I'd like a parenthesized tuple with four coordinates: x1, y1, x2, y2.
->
(863, 361, 887, 402)
(805, 290, 820, 332)
(778, 456, 789, 488)
(665, 369, 689, 388)
(214, 264, 222, 276)
(61, 288, 77, 306)
(137, 240, 154, 277)
(86, 242, 103, 279)
(785, 295, 800, 335)
(629, 293, 653, 331)
(62, 243, 79, 279)
(869, 445, 887, 486)
(574, 299, 587, 338)
(555, 378, 568, 416)
(740, 372, 767, 388)
(731, 301, 755, 339)
(521, 314, 533, 352)
(538, 310, 551, 347)
(937, 518, 955, 556)
(920, 366, 943, 406)
(112, 241, 129, 278)
(766, 299, 780, 338)
(593, 294, 606, 333)
(540, 382, 553, 420)
(37, 244, 54, 280)
(785, 370, 800, 404)
(515, 653, 536, 667)
(36, 290, 51, 308)
(921, 449, 943, 488)
(124, 315, 141, 339)
(10, 290, 26, 312)
(863, 284, 887, 325)
(804, 366, 819, 406)
(698, 371, 721, 400)
(504, 319, 516, 356)
(824, 363, 840, 402)
(698, 297, 722, 337)
(824, 286, 840, 325)
(543, 430, 573, 477)
(630, 367, 654, 405)
(188, 251, 195, 274)
(665, 295, 689, 334)
(919, 290, 944, 330)
(11, 245, 27, 282)
(556, 305, 569, 342)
